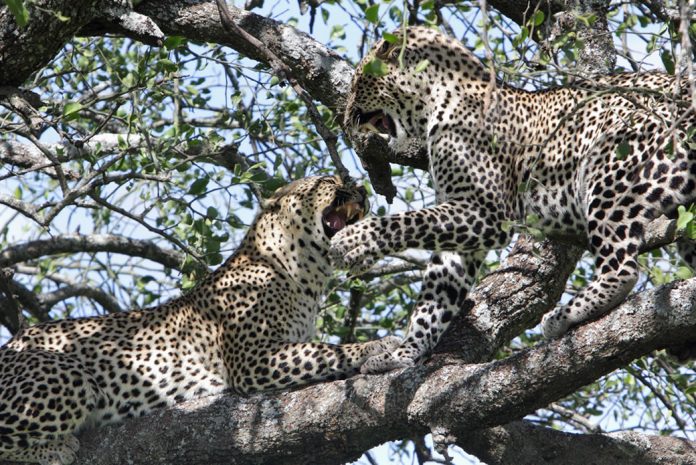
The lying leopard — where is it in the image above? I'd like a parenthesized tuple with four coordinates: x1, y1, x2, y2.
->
(331, 26, 696, 373)
(0, 176, 399, 465)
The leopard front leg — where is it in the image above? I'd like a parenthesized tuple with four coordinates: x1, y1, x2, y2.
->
(330, 201, 510, 274)
(232, 336, 401, 393)
(361, 251, 485, 374)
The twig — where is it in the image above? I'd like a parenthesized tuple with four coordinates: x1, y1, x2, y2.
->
(626, 365, 688, 431)
(547, 402, 602, 433)
(362, 451, 378, 465)
(343, 287, 362, 343)
(0, 193, 44, 224)
(215, 0, 351, 182)
(88, 195, 207, 267)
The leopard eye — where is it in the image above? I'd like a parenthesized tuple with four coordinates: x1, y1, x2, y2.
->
(375, 41, 391, 59)
(375, 40, 400, 61)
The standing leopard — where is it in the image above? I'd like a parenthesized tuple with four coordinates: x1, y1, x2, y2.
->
(330, 26, 696, 373)
(0, 175, 399, 465)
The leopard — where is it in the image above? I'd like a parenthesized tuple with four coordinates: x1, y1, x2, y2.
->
(330, 26, 696, 374)
(0, 175, 400, 465)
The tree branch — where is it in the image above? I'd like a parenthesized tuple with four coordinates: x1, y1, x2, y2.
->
(38, 284, 123, 315)
(33, 277, 695, 465)
(0, 134, 250, 179)
(434, 214, 681, 365)
(0, 234, 191, 272)
(459, 420, 696, 465)
(215, 0, 349, 181)
(0, 0, 117, 86)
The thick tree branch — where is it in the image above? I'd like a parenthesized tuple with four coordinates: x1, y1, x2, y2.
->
(135, 0, 353, 113)
(0, 139, 80, 180)
(42, 277, 696, 465)
(0, 0, 110, 85)
(460, 420, 696, 465)
(0, 234, 190, 272)
(435, 214, 682, 364)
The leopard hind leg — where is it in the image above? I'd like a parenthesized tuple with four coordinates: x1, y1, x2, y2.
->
(542, 220, 641, 339)
(1, 434, 80, 465)
(0, 348, 102, 465)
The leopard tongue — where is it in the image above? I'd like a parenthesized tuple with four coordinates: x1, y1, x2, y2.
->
(368, 113, 389, 134)
(325, 211, 347, 230)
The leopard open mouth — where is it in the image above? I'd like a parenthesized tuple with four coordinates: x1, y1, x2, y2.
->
(354, 109, 397, 139)
(322, 201, 365, 238)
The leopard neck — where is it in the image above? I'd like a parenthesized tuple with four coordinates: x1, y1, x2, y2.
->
(231, 209, 332, 292)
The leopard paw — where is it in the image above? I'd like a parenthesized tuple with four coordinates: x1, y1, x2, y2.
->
(372, 335, 402, 354)
(329, 219, 385, 272)
(360, 351, 415, 374)
(8, 435, 81, 465)
(541, 308, 572, 339)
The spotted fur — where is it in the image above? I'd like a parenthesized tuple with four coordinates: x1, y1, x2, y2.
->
(0, 176, 400, 465)
(331, 26, 696, 373)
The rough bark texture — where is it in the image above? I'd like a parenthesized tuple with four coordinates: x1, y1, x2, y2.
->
(462, 420, 696, 465)
(1, 0, 105, 85)
(0, 234, 189, 271)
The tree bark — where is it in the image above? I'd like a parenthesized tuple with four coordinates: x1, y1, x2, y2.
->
(461, 420, 696, 465)
(0, 234, 192, 272)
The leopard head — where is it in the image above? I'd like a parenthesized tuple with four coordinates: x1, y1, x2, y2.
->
(263, 175, 369, 248)
(345, 26, 487, 159)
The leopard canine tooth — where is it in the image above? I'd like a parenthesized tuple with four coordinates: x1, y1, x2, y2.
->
(335, 202, 363, 221)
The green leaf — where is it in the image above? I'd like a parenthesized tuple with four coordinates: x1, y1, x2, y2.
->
(365, 4, 379, 24)
(525, 213, 540, 225)
(527, 227, 545, 240)
(676, 205, 694, 231)
(63, 102, 83, 119)
(414, 59, 430, 73)
(661, 50, 675, 75)
(5, 0, 29, 27)
(157, 58, 178, 73)
(188, 177, 209, 195)
(163, 36, 187, 50)
(675, 266, 694, 280)
(383, 32, 398, 43)
(362, 58, 388, 77)
(532, 10, 545, 26)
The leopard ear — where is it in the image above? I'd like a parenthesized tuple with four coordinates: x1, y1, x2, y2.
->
(262, 183, 293, 211)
